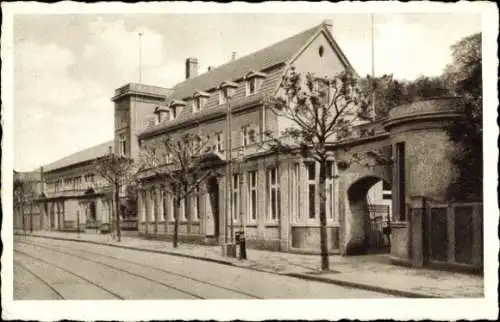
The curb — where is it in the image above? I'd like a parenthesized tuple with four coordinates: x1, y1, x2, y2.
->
(285, 272, 440, 298)
(17, 233, 438, 298)
(18, 233, 236, 267)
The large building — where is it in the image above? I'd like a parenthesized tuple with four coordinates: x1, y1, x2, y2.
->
(18, 20, 481, 272)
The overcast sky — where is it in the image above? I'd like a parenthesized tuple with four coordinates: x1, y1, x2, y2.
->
(12, 12, 481, 171)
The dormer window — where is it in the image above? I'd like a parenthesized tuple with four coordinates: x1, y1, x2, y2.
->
(245, 71, 267, 96)
(169, 106, 177, 120)
(193, 91, 209, 113)
(169, 100, 186, 120)
(218, 81, 238, 105)
(219, 88, 228, 105)
(248, 78, 256, 95)
(154, 106, 169, 124)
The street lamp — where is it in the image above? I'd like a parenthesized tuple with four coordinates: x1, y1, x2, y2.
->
(222, 81, 238, 256)
(77, 210, 80, 238)
(236, 147, 247, 260)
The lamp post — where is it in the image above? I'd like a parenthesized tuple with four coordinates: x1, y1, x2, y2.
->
(223, 81, 238, 256)
(77, 210, 80, 238)
(237, 147, 247, 260)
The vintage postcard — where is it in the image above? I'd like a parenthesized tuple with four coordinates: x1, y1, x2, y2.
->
(1, 1, 498, 321)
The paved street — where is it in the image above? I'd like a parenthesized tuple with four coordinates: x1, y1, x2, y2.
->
(14, 236, 395, 299)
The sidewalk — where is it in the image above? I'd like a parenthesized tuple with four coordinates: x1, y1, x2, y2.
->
(16, 230, 483, 298)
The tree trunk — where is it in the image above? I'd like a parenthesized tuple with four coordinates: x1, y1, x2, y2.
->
(21, 205, 26, 236)
(30, 203, 34, 233)
(115, 183, 121, 242)
(173, 197, 180, 248)
(319, 158, 329, 271)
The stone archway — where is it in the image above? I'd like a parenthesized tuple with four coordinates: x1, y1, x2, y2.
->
(345, 176, 392, 255)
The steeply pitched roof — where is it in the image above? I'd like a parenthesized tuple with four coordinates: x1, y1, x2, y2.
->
(169, 23, 323, 101)
(139, 20, 358, 139)
(44, 140, 114, 172)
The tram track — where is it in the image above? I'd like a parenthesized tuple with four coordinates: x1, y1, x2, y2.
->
(14, 249, 125, 299)
(14, 259, 65, 299)
(16, 239, 262, 299)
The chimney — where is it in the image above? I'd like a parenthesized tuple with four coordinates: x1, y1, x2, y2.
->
(185, 57, 198, 79)
(322, 19, 333, 33)
(231, 51, 237, 61)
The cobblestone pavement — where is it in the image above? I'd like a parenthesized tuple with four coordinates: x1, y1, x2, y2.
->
(15, 230, 484, 298)
(14, 236, 394, 299)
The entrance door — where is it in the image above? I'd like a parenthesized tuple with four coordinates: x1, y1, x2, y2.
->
(205, 192, 215, 236)
(205, 177, 219, 237)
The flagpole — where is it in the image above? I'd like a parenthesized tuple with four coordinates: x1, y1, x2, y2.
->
(371, 13, 376, 117)
(139, 32, 143, 83)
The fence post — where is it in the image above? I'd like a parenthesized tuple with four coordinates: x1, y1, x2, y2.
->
(472, 203, 483, 270)
(409, 196, 427, 268)
(447, 203, 455, 264)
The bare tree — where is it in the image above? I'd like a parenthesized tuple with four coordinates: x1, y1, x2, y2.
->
(13, 174, 38, 235)
(93, 152, 139, 242)
(140, 133, 214, 248)
(264, 67, 391, 271)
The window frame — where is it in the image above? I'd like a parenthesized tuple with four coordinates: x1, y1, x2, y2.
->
(216, 132, 224, 152)
(326, 160, 339, 223)
(247, 170, 258, 223)
(305, 161, 317, 220)
(232, 173, 240, 223)
(292, 163, 301, 223)
(267, 167, 280, 222)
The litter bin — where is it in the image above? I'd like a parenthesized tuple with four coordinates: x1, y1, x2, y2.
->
(235, 231, 247, 260)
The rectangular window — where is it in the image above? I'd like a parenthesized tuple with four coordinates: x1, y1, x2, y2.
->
(308, 185, 316, 219)
(169, 196, 174, 221)
(246, 78, 256, 96)
(326, 161, 337, 220)
(397, 142, 406, 221)
(119, 134, 127, 156)
(306, 162, 316, 219)
(232, 174, 240, 221)
(293, 163, 301, 221)
(216, 132, 223, 152)
(219, 88, 228, 105)
(248, 171, 257, 221)
(193, 98, 201, 113)
(170, 106, 177, 120)
(267, 168, 280, 221)
(193, 188, 199, 221)
(180, 198, 186, 221)
(242, 126, 247, 146)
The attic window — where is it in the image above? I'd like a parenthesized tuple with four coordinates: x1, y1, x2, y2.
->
(318, 45, 324, 57)
(218, 81, 238, 105)
(169, 100, 186, 120)
(169, 106, 177, 120)
(193, 91, 209, 113)
(245, 71, 267, 96)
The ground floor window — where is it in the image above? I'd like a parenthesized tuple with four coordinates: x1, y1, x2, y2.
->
(306, 161, 316, 219)
(232, 174, 240, 222)
(248, 171, 257, 222)
(267, 167, 280, 221)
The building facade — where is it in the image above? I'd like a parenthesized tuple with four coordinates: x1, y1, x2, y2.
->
(19, 20, 480, 271)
